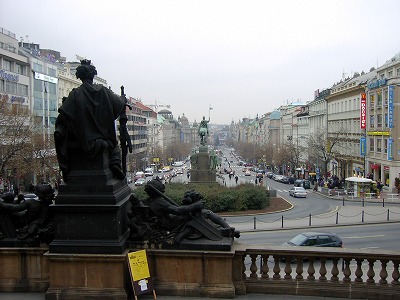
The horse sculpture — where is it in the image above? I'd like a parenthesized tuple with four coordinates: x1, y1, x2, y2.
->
(199, 127, 208, 145)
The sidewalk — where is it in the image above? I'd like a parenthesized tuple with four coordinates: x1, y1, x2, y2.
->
(0, 292, 363, 300)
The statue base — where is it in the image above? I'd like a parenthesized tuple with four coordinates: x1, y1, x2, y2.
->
(49, 147, 131, 254)
(190, 151, 216, 182)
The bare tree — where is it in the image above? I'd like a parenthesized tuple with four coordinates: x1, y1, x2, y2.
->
(308, 128, 343, 178)
(0, 100, 36, 184)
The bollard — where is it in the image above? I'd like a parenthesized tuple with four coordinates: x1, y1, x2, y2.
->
(362, 198, 365, 207)
(309, 214, 312, 226)
(362, 210, 364, 223)
(281, 215, 284, 228)
(382, 198, 385, 207)
(336, 212, 339, 224)
(342, 197, 345, 206)
(387, 209, 390, 221)
(253, 216, 256, 230)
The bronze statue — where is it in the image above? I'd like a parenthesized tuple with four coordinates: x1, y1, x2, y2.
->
(198, 116, 210, 145)
(54, 59, 127, 181)
(0, 184, 55, 243)
(126, 179, 239, 248)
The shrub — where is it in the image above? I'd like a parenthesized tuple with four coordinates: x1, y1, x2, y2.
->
(133, 182, 270, 213)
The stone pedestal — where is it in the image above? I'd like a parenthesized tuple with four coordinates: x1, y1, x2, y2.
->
(45, 251, 129, 300)
(49, 147, 131, 254)
(190, 147, 216, 183)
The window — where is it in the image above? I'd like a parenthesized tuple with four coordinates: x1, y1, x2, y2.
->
(5, 81, 17, 94)
(48, 67, 56, 77)
(377, 138, 382, 153)
(385, 113, 388, 128)
(380, 73, 385, 79)
(384, 139, 388, 154)
(370, 94, 375, 106)
(388, 70, 393, 78)
(397, 68, 400, 76)
(17, 84, 28, 96)
(3, 60, 12, 71)
(377, 92, 382, 106)
(34, 78, 43, 92)
(0, 80, 4, 92)
(377, 114, 382, 127)
(33, 63, 43, 73)
(370, 137, 375, 152)
(370, 115, 374, 128)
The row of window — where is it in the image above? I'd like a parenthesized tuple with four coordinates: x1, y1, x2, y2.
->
(0, 79, 28, 96)
(1, 58, 28, 75)
(32, 62, 56, 77)
(369, 137, 389, 154)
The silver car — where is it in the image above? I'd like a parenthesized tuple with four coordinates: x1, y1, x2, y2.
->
(289, 187, 307, 198)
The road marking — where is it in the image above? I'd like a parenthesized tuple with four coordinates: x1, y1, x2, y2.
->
(360, 247, 380, 249)
(342, 235, 384, 239)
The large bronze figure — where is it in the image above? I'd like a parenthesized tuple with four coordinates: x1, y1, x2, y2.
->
(54, 59, 127, 182)
(0, 184, 55, 244)
(127, 179, 239, 249)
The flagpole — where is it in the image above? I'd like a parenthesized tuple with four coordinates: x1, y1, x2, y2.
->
(209, 104, 212, 121)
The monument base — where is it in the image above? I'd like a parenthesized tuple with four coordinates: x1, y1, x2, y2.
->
(49, 147, 131, 255)
(45, 251, 129, 300)
(190, 151, 216, 182)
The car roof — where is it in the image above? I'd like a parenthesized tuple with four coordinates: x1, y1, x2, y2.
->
(300, 232, 338, 237)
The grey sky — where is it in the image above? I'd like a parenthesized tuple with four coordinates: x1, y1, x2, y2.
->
(1, 0, 400, 124)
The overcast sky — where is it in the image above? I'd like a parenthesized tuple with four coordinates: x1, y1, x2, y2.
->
(1, 0, 400, 124)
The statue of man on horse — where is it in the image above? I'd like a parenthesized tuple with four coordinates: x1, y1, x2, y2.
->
(198, 116, 210, 145)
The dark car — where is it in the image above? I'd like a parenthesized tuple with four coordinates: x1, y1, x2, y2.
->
(294, 179, 311, 189)
(282, 232, 343, 248)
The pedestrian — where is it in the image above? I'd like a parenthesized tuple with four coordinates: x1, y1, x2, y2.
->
(235, 175, 238, 184)
(255, 178, 258, 185)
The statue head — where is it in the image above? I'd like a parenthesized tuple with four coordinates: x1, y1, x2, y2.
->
(76, 59, 97, 81)
(202, 116, 206, 120)
(144, 178, 165, 197)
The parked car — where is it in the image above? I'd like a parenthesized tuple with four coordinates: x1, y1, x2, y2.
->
(294, 179, 311, 189)
(126, 177, 132, 184)
(134, 178, 146, 186)
(282, 232, 343, 248)
(280, 176, 290, 184)
(302, 180, 311, 189)
(244, 170, 251, 176)
(176, 168, 183, 174)
(289, 187, 307, 198)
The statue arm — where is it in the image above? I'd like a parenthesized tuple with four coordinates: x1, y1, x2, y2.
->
(165, 201, 203, 216)
(0, 201, 28, 212)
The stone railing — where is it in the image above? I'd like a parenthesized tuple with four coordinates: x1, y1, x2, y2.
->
(1, 245, 400, 299)
(233, 245, 400, 299)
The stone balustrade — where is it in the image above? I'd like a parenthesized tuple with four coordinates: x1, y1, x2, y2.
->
(233, 245, 400, 299)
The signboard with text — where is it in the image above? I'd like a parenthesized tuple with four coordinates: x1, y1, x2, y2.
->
(127, 250, 156, 300)
(360, 93, 366, 129)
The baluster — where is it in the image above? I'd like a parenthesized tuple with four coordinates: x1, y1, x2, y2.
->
(354, 258, 363, 283)
(284, 257, 292, 279)
(391, 260, 399, 285)
(250, 254, 258, 278)
(242, 254, 246, 279)
(343, 258, 351, 283)
(379, 259, 388, 284)
(366, 259, 375, 284)
(261, 254, 269, 279)
(273, 255, 281, 279)
(296, 257, 303, 280)
(330, 258, 339, 282)
(307, 258, 315, 281)
(319, 258, 327, 281)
